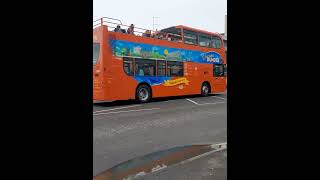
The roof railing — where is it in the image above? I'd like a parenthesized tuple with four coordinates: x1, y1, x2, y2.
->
(93, 17, 182, 41)
(93, 17, 221, 39)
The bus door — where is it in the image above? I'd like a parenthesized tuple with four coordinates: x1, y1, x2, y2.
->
(212, 64, 226, 91)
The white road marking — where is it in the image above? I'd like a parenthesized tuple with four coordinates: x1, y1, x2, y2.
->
(211, 96, 227, 101)
(186, 98, 200, 105)
(211, 142, 227, 149)
(168, 99, 180, 102)
(198, 102, 226, 106)
(93, 105, 141, 114)
(186, 98, 226, 106)
(151, 164, 167, 172)
(93, 108, 160, 116)
(180, 142, 227, 165)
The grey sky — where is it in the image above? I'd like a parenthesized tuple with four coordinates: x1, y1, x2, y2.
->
(93, 0, 226, 33)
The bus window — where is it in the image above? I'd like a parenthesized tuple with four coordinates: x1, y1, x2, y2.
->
(214, 64, 224, 77)
(160, 27, 182, 42)
(223, 64, 227, 77)
(199, 33, 211, 47)
(183, 30, 198, 45)
(167, 61, 183, 76)
(212, 36, 222, 49)
(157, 60, 166, 76)
(135, 59, 156, 76)
(123, 57, 134, 76)
(93, 43, 100, 64)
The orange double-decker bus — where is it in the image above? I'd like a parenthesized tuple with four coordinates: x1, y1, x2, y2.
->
(93, 17, 227, 103)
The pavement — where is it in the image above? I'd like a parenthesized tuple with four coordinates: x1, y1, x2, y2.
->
(93, 93, 227, 178)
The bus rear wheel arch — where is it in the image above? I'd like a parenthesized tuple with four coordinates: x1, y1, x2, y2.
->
(201, 82, 211, 96)
(135, 83, 152, 103)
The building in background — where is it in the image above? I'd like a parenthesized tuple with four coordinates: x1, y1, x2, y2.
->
(225, 14, 227, 37)
(220, 15, 227, 63)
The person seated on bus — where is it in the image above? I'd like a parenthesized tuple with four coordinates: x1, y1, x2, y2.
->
(135, 64, 144, 76)
(146, 30, 152, 37)
(149, 67, 154, 76)
(152, 32, 159, 39)
(153, 32, 160, 39)
(138, 67, 144, 76)
(163, 33, 170, 40)
(127, 24, 135, 35)
(138, 68, 144, 76)
(173, 38, 179, 42)
(158, 32, 166, 40)
(142, 30, 151, 37)
(113, 25, 122, 32)
(170, 35, 178, 42)
(167, 34, 172, 40)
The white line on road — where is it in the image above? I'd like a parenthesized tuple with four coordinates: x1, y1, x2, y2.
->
(211, 96, 227, 101)
(93, 108, 160, 116)
(186, 98, 226, 106)
(93, 105, 141, 114)
(186, 98, 199, 105)
(199, 102, 226, 105)
(181, 142, 227, 164)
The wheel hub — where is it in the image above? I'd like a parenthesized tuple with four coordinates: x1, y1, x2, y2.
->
(139, 88, 149, 101)
(203, 86, 209, 94)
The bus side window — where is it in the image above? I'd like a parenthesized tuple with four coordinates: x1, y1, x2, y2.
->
(214, 64, 224, 77)
(123, 57, 134, 76)
(183, 30, 198, 45)
(167, 61, 183, 77)
(157, 60, 166, 76)
(199, 33, 212, 47)
(212, 36, 222, 49)
(160, 27, 182, 42)
(135, 59, 156, 76)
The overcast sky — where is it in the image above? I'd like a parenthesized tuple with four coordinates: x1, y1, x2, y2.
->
(93, 0, 227, 33)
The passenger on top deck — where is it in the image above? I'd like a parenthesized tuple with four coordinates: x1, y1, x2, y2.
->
(113, 25, 126, 33)
(161, 32, 168, 40)
(143, 30, 152, 37)
(127, 24, 135, 35)
(113, 25, 122, 32)
(153, 32, 161, 39)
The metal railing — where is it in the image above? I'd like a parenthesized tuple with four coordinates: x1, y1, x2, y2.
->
(93, 17, 183, 42)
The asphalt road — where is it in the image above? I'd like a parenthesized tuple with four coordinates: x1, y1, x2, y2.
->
(93, 93, 227, 177)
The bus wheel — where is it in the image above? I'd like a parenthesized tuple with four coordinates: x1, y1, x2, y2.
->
(201, 83, 210, 96)
(136, 84, 151, 103)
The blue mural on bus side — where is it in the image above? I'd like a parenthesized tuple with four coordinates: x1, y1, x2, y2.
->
(109, 40, 224, 64)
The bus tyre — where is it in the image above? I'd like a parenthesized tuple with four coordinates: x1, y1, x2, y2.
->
(136, 85, 151, 103)
(201, 83, 210, 96)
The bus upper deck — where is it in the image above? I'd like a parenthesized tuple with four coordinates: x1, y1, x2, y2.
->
(93, 17, 225, 51)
